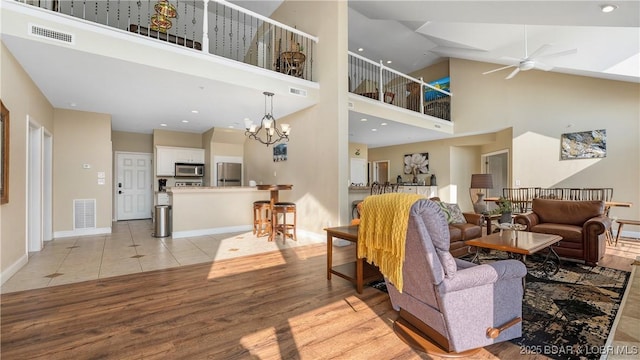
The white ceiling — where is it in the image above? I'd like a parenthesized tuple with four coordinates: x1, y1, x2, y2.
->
(3, 1, 639, 148)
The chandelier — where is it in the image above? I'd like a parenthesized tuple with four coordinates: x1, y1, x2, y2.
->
(244, 92, 290, 146)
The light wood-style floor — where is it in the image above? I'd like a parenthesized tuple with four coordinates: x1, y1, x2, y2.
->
(1, 231, 638, 359)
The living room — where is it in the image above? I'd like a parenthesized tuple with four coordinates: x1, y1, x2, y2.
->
(1, 0, 639, 358)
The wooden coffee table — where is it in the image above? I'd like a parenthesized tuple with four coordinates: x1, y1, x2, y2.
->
(465, 231, 562, 276)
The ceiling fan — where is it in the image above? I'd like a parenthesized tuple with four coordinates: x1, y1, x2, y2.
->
(483, 25, 577, 80)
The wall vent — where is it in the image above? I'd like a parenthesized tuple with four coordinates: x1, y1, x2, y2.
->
(289, 87, 307, 97)
(74, 199, 96, 230)
(29, 24, 75, 45)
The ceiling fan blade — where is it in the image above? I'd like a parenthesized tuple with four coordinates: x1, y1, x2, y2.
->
(533, 61, 554, 71)
(505, 67, 521, 80)
(536, 48, 577, 59)
(483, 64, 516, 75)
(527, 44, 553, 60)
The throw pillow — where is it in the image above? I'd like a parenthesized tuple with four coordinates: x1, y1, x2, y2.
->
(435, 201, 453, 223)
(446, 203, 467, 224)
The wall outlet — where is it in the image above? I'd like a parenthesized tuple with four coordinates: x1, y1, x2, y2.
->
(515, 179, 521, 186)
(273, 171, 277, 177)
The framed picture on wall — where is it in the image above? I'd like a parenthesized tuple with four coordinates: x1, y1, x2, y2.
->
(273, 143, 287, 162)
(560, 129, 606, 160)
(403, 153, 429, 174)
(1, 100, 9, 204)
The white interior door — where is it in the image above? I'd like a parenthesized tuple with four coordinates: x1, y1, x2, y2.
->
(116, 152, 152, 220)
(28, 120, 43, 252)
(483, 151, 509, 199)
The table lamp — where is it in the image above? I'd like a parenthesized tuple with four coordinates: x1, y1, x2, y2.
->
(470, 174, 493, 214)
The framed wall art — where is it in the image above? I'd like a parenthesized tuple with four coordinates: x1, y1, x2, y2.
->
(1, 100, 9, 204)
(560, 129, 606, 160)
(403, 153, 429, 174)
(273, 143, 287, 162)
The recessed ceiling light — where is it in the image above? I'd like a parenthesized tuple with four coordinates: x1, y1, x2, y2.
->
(371, 128, 377, 132)
(160, 123, 167, 127)
(381, 122, 388, 126)
(600, 4, 618, 12)
(191, 110, 199, 114)
(181, 120, 189, 123)
(69, 102, 77, 107)
(358, 48, 364, 52)
(360, 118, 367, 122)
(228, 125, 234, 128)
(386, 60, 392, 64)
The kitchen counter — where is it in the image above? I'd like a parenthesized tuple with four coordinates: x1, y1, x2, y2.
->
(167, 186, 281, 238)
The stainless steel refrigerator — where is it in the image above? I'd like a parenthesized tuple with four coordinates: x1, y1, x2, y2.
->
(217, 162, 242, 187)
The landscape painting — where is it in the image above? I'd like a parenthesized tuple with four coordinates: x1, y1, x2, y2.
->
(560, 129, 606, 160)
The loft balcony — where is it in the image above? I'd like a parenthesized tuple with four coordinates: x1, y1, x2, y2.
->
(348, 51, 452, 123)
(13, 0, 317, 82)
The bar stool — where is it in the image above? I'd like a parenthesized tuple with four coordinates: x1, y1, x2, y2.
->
(253, 200, 271, 237)
(272, 202, 297, 242)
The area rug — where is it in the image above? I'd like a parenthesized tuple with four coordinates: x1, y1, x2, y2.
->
(369, 252, 630, 360)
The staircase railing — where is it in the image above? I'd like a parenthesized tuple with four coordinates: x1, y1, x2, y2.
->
(348, 51, 451, 121)
(17, 0, 317, 81)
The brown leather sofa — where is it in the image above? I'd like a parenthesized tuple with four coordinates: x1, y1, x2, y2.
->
(429, 197, 483, 257)
(514, 198, 611, 266)
(448, 212, 484, 257)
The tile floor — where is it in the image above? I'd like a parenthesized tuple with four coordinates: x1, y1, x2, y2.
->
(1, 219, 324, 293)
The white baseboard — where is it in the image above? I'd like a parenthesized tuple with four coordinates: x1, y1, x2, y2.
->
(53, 227, 111, 238)
(0, 253, 29, 286)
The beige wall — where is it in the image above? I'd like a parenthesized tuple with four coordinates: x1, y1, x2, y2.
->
(53, 109, 113, 232)
(112, 131, 153, 153)
(244, 0, 349, 231)
(451, 58, 639, 221)
(370, 58, 639, 224)
(153, 129, 203, 148)
(368, 130, 508, 212)
(1, 42, 54, 276)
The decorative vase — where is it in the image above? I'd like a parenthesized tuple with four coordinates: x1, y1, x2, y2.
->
(473, 193, 487, 214)
(430, 174, 437, 186)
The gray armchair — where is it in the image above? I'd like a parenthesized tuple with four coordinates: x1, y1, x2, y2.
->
(385, 199, 527, 355)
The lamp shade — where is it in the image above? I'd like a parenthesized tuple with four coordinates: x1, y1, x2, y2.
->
(470, 174, 493, 189)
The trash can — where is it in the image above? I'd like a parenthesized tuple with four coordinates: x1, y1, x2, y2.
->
(153, 205, 171, 238)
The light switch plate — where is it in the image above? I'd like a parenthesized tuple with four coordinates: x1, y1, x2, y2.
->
(98, 172, 105, 179)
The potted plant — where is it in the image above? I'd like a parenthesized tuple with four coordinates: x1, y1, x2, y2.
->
(491, 197, 513, 224)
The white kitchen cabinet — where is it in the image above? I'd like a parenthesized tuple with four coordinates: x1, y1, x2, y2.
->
(156, 146, 205, 176)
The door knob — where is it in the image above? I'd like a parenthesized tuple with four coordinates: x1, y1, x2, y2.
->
(118, 190, 122, 194)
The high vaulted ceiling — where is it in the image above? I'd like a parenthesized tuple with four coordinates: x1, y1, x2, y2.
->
(3, 1, 638, 148)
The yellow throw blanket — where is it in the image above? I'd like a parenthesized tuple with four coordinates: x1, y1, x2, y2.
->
(357, 193, 423, 293)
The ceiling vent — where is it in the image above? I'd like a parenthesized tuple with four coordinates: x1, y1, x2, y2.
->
(288, 87, 307, 97)
(74, 199, 96, 230)
(29, 24, 75, 45)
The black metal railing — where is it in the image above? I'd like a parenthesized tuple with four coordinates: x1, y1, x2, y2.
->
(19, 0, 317, 81)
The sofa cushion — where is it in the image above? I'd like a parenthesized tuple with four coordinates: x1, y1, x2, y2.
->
(531, 223, 582, 243)
(446, 203, 467, 224)
(435, 201, 453, 223)
(450, 222, 482, 241)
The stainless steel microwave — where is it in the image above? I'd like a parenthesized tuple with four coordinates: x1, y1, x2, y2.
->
(175, 163, 204, 177)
